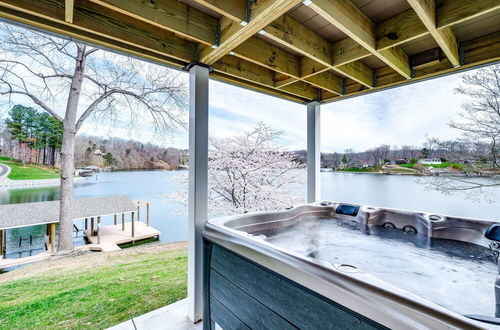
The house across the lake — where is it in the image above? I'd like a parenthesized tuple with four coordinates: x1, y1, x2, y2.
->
(418, 158, 442, 165)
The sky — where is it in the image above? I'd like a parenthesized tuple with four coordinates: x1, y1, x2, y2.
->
(0, 22, 478, 154)
(77, 66, 472, 153)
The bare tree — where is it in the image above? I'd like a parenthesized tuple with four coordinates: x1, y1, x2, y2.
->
(423, 64, 500, 200)
(0, 23, 186, 251)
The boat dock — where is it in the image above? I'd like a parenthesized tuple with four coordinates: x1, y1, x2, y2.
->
(0, 196, 160, 269)
(86, 222, 161, 252)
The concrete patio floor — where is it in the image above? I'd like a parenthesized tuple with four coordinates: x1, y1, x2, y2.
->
(108, 299, 202, 330)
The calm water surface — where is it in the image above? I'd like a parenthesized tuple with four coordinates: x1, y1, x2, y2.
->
(1, 170, 499, 257)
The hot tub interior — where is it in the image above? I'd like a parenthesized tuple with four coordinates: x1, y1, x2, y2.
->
(224, 204, 499, 319)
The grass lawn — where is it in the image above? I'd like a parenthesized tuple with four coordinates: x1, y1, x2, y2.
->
(400, 162, 464, 170)
(0, 243, 187, 329)
(1, 161, 60, 180)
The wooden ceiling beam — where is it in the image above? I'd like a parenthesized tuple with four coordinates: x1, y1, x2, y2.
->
(437, 0, 500, 29)
(322, 31, 500, 102)
(377, 0, 500, 50)
(233, 36, 301, 79)
(65, 0, 73, 23)
(306, 0, 412, 79)
(89, 0, 218, 45)
(212, 55, 317, 100)
(211, 71, 306, 103)
(376, 8, 428, 50)
(88, 0, 339, 96)
(191, 0, 247, 22)
(265, 14, 373, 88)
(199, 0, 302, 65)
(407, 0, 460, 67)
(0, 0, 314, 101)
(0, 0, 197, 62)
(0, 1, 189, 68)
(304, 71, 343, 95)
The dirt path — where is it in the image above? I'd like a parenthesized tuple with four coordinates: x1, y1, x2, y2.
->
(0, 241, 187, 284)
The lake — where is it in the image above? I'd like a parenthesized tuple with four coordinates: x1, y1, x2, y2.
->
(1, 170, 499, 258)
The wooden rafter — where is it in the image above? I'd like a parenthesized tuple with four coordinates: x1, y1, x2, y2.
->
(0, 0, 309, 102)
(0, 0, 498, 103)
(265, 14, 373, 88)
(191, 0, 247, 22)
(65, 0, 73, 23)
(437, 0, 500, 28)
(89, 0, 218, 45)
(86, 0, 339, 95)
(322, 31, 500, 102)
(407, 0, 460, 67)
(306, 0, 412, 79)
(198, 0, 302, 65)
(377, 0, 500, 50)
(212, 55, 317, 100)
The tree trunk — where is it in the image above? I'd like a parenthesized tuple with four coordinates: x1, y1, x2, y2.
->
(57, 45, 87, 253)
(51, 147, 56, 167)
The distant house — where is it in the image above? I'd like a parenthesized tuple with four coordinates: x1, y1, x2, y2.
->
(94, 149, 103, 156)
(395, 159, 407, 165)
(417, 158, 442, 165)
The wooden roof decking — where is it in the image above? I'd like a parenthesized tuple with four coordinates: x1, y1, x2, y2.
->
(0, 195, 136, 230)
(0, 0, 498, 103)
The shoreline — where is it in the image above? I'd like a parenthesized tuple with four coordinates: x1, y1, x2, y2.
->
(323, 169, 500, 179)
(0, 176, 86, 189)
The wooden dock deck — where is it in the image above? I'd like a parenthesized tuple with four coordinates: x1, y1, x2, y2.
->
(85, 222, 161, 252)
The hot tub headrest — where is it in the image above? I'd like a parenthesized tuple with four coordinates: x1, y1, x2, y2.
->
(336, 204, 360, 217)
(485, 223, 500, 242)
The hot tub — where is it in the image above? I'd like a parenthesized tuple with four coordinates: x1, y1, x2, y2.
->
(203, 202, 500, 329)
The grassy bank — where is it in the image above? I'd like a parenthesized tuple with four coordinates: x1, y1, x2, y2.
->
(400, 162, 464, 170)
(0, 242, 187, 329)
(0, 161, 60, 180)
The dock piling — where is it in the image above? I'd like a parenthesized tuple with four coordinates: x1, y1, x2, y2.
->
(49, 223, 56, 252)
(0, 229, 3, 257)
(131, 211, 135, 238)
(137, 203, 141, 222)
(85, 218, 88, 230)
(146, 203, 150, 227)
(122, 213, 125, 231)
(114, 214, 117, 225)
(91, 217, 95, 236)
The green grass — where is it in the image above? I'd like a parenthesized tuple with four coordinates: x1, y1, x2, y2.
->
(0, 244, 187, 329)
(400, 162, 464, 170)
(1, 161, 60, 180)
(0, 156, 15, 161)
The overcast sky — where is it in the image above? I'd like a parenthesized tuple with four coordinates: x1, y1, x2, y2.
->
(0, 21, 479, 154)
(207, 70, 471, 153)
(80, 66, 475, 153)
(2, 66, 473, 153)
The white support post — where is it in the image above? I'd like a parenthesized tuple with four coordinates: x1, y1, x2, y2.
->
(307, 101, 321, 203)
(187, 64, 209, 323)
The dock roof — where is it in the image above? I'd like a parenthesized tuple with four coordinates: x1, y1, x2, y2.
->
(0, 196, 137, 230)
